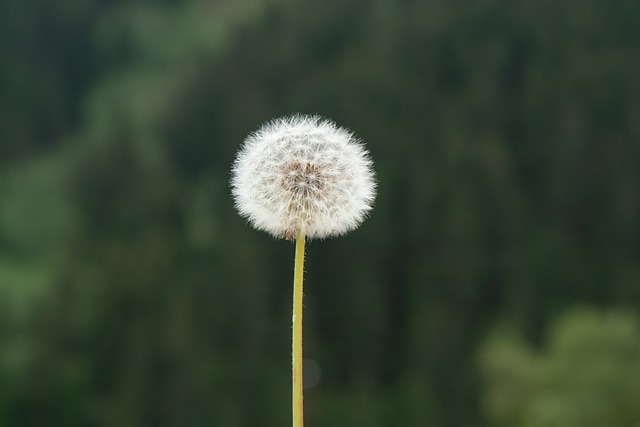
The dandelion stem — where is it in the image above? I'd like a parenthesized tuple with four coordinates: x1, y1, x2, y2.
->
(292, 230, 305, 427)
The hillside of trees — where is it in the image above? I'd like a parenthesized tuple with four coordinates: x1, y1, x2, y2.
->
(1, 0, 639, 426)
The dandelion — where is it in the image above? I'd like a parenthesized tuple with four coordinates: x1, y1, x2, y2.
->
(231, 115, 376, 240)
(230, 114, 376, 427)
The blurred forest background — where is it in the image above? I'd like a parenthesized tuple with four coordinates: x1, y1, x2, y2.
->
(1, 0, 639, 426)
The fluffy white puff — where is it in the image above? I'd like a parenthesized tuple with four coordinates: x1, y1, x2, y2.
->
(231, 115, 376, 239)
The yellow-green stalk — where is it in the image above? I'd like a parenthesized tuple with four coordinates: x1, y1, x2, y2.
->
(292, 231, 305, 427)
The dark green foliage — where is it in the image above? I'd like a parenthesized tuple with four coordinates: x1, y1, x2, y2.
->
(1, 0, 639, 425)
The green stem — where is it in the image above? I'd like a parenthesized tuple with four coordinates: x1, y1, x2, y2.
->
(292, 230, 306, 427)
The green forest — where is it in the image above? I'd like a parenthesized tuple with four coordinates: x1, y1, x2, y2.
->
(1, 0, 639, 426)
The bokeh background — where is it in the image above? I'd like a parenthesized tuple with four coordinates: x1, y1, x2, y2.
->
(1, 0, 640, 426)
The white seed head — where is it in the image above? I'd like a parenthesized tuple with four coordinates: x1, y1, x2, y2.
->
(231, 115, 376, 240)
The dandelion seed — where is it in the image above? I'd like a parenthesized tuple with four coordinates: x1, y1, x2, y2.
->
(230, 114, 376, 239)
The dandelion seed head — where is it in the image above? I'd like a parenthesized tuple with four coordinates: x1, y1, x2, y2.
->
(231, 114, 376, 239)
